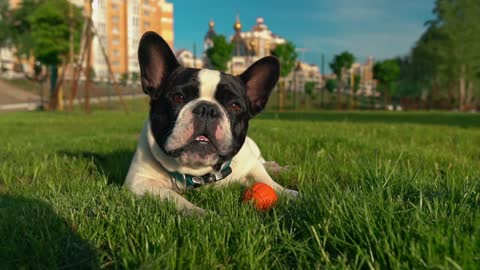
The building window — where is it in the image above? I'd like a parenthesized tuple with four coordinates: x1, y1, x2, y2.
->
(113, 49, 119, 56)
(143, 0, 149, 5)
(98, 23, 106, 34)
(111, 3, 119, 10)
(112, 39, 120, 45)
(161, 17, 173, 24)
(112, 15, 120, 24)
(143, 21, 150, 28)
(144, 10, 150, 16)
(97, 0, 105, 9)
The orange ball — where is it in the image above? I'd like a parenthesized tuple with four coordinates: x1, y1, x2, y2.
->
(243, 183, 278, 211)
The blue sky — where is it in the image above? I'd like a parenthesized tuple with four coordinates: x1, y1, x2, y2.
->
(172, 0, 435, 73)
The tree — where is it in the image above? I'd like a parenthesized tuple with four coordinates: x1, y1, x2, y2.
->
(130, 72, 140, 83)
(206, 35, 233, 72)
(0, 1, 11, 47)
(120, 73, 128, 86)
(85, 66, 95, 81)
(325, 79, 337, 93)
(8, 0, 45, 58)
(370, 1, 480, 110)
(28, 0, 83, 110)
(408, 27, 451, 108)
(399, 0, 480, 110)
(353, 74, 361, 93)
(329, 51, 356, 88)
(427, 0, 480, 110)
(329, 51, 355, 109)
(271, 41, 297, 111)
(348, 73, 362, 109)
(304, 81, 316, 98)
(373, 60, 401, 107)
(272, 42, 297, 79)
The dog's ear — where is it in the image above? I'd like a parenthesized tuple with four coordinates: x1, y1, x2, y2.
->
(138, 31, 179, 98)
(238, 56, 280, 116)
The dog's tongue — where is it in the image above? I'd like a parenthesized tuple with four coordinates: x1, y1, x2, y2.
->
(195, 135, 209, 142)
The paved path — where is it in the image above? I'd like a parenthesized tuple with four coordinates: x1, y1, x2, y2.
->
(0, 79, 146, 112)
(0, 79, 39, 105)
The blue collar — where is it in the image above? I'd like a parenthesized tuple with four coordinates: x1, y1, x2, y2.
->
(169, 160, 232, 190)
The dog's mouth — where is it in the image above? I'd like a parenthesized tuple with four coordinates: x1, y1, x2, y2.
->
(171, 133, 219, 165)
(186, 133, 217, 151)
(164, 126, 235, 163)
(194, 134, 210, 144)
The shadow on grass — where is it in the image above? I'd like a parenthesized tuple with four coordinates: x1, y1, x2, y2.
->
(0, 194, 98, 269)
(59, 150, 134, 186)
(258, 111, 480, 128)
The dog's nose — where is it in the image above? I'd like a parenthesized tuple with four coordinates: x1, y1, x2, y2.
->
(192, 102, 220, 119)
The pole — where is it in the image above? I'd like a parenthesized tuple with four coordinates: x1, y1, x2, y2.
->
(293, 68, 297, 110)
(84, 7, 92, 114)
(279, 79, 284, 112)
(193, 42, 197, 68)
(62, 2, 74, 111)
(69, 11, 88, 112)
(91, 21, 129, 114)
(321, 53, 325, 108)
(69, 2, 74, 73)
(350, 67, 354, 110)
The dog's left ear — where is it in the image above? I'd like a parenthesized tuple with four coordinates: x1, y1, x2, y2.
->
(238, 56, 280, 116)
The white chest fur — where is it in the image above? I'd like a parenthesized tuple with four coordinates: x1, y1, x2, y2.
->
(124, 120, 296, 214)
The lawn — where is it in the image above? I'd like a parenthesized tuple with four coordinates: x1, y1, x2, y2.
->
(0, 110, 479, 269)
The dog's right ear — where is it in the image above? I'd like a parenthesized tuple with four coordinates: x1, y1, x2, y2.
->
(138, 31, 179, 98)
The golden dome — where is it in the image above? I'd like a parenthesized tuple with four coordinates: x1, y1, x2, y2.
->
(209, 19, 215, 28)
(234, 22, 242, 31)
(234, 14, 242, 31)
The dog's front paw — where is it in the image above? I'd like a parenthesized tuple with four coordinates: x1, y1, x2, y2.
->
(263, 161, 290, 175)
(182, 207, 220, 218)
(182, 206, 208, 217)
(282, 188, 299, 198)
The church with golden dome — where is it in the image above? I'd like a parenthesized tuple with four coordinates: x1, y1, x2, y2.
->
(200, 16, 288, 74)
(177, 15, 323, 93)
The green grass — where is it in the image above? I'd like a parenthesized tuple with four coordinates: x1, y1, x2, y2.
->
(1, 110, 479, 269)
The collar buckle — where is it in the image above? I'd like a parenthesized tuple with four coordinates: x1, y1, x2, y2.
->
(170, 161, 232, 191)
(191, 176, 205, 185)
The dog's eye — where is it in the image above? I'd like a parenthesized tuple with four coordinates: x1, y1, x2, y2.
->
(229, 103, 241, 112)
(172, 94, 184, 104)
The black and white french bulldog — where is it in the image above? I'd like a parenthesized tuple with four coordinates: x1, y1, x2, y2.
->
(125, 31, 298, 214)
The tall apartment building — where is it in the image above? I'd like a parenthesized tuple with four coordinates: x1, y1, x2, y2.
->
(8, 0, 21, 8)
(347, 56, 376, 96)
(89, 0, 174, 80)
(5, 0, 174, 80)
